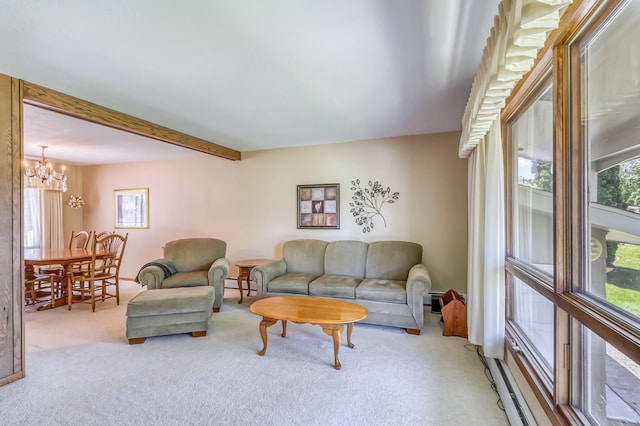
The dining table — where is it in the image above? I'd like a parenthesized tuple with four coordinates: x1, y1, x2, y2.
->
(24, 247, 104, 310)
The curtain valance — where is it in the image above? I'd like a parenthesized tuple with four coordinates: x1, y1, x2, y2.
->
(24, 177, 67, 192)
(459, 0, 572, 158)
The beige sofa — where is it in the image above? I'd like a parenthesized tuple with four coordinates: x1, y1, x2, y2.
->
(251, 239, 431, 334)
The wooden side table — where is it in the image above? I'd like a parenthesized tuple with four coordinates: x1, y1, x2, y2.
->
(235, 259, 273, 304)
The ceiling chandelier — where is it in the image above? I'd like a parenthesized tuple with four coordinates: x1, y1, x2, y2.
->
(23, 145, 67, 191)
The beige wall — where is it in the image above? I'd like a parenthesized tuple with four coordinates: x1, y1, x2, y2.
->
(62, 164, 84, 240)
(80, 132, 468, 294)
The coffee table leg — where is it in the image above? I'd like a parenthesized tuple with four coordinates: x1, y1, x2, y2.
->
(322, 323, 344, 370)
(281, 320, 287, 337)
(258, 317, 277, 356)
(347, 322, 355, 348)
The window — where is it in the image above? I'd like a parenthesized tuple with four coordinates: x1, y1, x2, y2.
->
(503, 0, 640, 422)
(505, 78, 556, 393)
(578, 322, 640, 425)
(569, 0, 640, 420)
(511, 85, 554, 278)
(511, 277, 554, 372)
(577, 0, 640, 323)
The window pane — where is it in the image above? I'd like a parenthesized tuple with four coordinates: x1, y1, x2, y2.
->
(511, 276, 554, 373)
(582, 0, 640, 321)
(577, 324, 640, 425)
(511, 85, 554, 276)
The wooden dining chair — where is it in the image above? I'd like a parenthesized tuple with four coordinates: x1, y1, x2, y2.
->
(93, 230, 113, 241)
(24, 273, 59, 306)
(70, 230, 92, 249)
(69, 232, 128, 312)
(39, 230, 93, 276)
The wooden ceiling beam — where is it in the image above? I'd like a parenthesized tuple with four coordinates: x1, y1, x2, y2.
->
(22, 81, 241, 161)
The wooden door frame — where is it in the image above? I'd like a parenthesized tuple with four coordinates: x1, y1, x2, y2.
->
(0, 76, 24, 386)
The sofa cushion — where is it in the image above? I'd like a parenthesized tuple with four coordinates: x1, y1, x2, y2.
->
(283, 239, 328, 275)
(309, 275, 360, 298)
(356, 279, 407, 304)
(267, 272, 316, 294)
(324, 240, 368, 278)
(164, 238, 226, 272)
(365, 241, 423, 280)
(162, 271, 209, 288)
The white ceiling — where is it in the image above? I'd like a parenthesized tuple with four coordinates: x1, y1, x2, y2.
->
(1, 0, 499, 165)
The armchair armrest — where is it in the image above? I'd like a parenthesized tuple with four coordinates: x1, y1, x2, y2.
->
(208, 257, 230, 281)
(251, 259, 287, 297)
(406, 263, 432, 328)
(208, 257, 230, 311)
(136, 259, 178, 289)
(137, 266, 164, 289)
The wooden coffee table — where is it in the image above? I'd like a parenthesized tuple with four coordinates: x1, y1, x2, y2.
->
(249, 296, 368, 370)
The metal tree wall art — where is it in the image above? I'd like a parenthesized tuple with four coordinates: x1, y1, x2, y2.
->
(349, 179, 399, 233)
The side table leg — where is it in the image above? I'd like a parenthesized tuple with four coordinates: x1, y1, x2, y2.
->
(258, 317, 277, 356)
(237, 270, 244, 304)
(246, 267, 252, 297)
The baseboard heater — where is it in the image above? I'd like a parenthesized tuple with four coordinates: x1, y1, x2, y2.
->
(423, 291, 467, 311)
(487, 357, 536, 425)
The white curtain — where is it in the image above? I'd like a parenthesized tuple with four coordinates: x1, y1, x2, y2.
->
(24, 188, 42, 249)
(460, 0, 571, 360)
(40, 190, 65, 249)
(467, 122, 506, 359)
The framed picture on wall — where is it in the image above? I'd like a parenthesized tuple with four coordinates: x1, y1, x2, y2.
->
(297, 183, 339, 229)
(114, 188, 149, 229)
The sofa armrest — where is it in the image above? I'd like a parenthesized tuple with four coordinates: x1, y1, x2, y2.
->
(251, 259, 287, 297)
(208, 257, 230, 310)
(406, 264, 432, 328)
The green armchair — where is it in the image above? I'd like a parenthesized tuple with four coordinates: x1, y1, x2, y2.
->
(136, 238, 229, 312)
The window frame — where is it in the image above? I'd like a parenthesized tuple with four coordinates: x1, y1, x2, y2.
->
(501, 0, 640, 422)
(504, 69, 558, 401)
(562, 0, 640, 363)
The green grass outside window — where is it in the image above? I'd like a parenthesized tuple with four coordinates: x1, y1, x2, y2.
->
(606, 244, 640, 317)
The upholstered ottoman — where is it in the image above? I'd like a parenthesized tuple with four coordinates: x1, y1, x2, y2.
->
(126, 286, 215, 344)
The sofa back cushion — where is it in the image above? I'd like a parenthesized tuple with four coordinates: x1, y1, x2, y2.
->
(164, 238, 227, 272)
(284, 239, 328, 275)
(324, 240, 368, 278)
(365, 241, 423, 280)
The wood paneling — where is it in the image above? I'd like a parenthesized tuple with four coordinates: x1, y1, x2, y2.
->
(23, 82, 241, 161)
(0, 74, 24, 385)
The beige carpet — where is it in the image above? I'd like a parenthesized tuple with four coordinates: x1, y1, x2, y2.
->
(2, 280, 509, 425)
